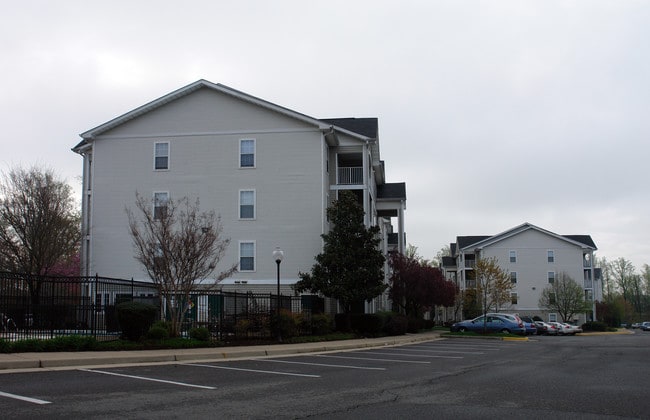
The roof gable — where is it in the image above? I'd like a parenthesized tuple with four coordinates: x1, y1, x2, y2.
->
(458, 223, 597, 251)
(74, 80, 374, 152)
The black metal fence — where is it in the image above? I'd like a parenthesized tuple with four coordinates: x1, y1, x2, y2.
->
(0, 272, 323, 341)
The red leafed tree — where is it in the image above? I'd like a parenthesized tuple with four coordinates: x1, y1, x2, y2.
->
(388, 252, 457, 318)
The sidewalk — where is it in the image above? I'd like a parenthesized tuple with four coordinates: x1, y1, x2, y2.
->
(0, 330, 444, 373)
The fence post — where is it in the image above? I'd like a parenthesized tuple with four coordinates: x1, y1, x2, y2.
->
(92, 273, 98, 338)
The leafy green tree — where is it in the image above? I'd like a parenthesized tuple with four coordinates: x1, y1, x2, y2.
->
(539, 272, 590, 322)
(294, 191, 386, 313)
(0, 166, 80, 303)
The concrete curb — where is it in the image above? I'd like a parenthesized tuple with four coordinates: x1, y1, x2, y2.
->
(0, 332, 444, 373)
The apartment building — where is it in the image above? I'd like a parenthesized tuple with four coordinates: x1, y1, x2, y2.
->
(72, 80, 406, 312)
(441, 223, 599, 323)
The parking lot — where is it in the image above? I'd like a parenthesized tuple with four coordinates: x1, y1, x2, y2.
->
(0, 331, 649, 418)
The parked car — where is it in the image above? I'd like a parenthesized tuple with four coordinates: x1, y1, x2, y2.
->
(562, 323, 582, 334)
(548, 321, 572, 335)
(451, 315, 526, 335)
(534, 321, 558, 335)
(631, 323, 641, 329)
(641, 322, 650, 331)
(519, 316, 538, 335)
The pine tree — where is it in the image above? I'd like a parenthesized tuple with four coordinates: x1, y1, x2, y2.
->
(294, 191, 386, 313)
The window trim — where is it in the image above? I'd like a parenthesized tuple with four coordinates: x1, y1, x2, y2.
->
(547, 250, 555, 263)
(154, 141, 170, 171)
(239, 189, 256, 220)
(153, 191, 169, 220)
(239, 138, 256, 169)
(510, 271, 517, 284)
(509, 250, 517, 263)
(549, 313, 557, 322)
(511, 293, 518, 305)
(239, 240, 256, 272)
(548, 271, 555, 284)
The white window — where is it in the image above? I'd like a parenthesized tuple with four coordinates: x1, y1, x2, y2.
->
(549, 313, 557, 322)
(511, 293, 518, 305)
(547, 250, 555, 263)
(153, 192, 169, 220)
(548, 271, 555, 284)
(239, 190, 255, 219)
(240, 139, 255, 168)
(239, 241, 255, 271)
(509, 250, 517, 263)
(154, 142, 169, 170)
(510, 272, 517, 284)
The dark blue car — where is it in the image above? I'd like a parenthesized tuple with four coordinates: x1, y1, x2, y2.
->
(451, 315, 526, 335)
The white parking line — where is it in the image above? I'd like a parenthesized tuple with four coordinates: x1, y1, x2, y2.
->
(79, 369, 216, 389)
(316, 355, 431, 364)
(184, 363, 321, 378)
(380, 347, 486, 355)
(0, 391, 52, 405)
(354, 350, 463, 359)
(261, 359, 386, 370)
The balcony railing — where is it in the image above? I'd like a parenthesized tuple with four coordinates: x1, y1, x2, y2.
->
(337, 167, 363, 185)
(464, 260, 476, 268)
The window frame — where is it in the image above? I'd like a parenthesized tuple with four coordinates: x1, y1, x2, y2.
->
(510, 271, 517, 284)
(511, 293, 518, 305)
(547, 250, 555, 263)
(549, 313, 557, 322)
(509, 250, 517, 263)
(239, 139, 256, 168)
(548, 271, 555, 284)
(239, 241, 256, 272)
(154, 141, 170, 171)
(239, 189, 256, 220)
(153, 191, 169, 220)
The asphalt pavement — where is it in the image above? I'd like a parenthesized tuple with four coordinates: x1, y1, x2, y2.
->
(0, 330, 446, 373)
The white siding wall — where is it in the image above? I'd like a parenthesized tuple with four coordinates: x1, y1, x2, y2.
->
(87, 88, 328, 285)
(479, 229, 589, 314)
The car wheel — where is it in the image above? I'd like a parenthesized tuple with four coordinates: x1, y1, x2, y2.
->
(458, 327, 467, 333)
(500, 328, 510, 334)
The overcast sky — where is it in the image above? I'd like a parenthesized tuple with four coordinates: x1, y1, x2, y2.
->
(2, 1, 649, 271)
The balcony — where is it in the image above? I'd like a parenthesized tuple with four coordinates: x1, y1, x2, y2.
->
(337, 167, 363, 185)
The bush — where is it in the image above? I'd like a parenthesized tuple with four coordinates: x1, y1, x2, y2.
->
(271, 309, 299, 338)
(350, 313, 384, 336)
(310, 313, 332, 335)
(383, 313, 408, 336)
(147, 325, 170, 340)
(116, 301, 158, 341)
(189, 327, 211, 341)
(582, 321, 607, 332)
(407, 317, 424, 333)
(234, 319, 251, 337)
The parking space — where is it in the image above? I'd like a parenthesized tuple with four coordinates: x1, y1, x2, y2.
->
(0, 338, 525, 416)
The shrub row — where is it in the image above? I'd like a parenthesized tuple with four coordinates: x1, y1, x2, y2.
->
(333, 312, 425, 337)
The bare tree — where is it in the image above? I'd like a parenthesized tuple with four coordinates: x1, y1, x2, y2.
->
(126, 193, 237, 337)
(0, 166, 80, 304)
(539, 272, 589, 322)
(475, 256, 512, 315)
(611, 257, 636, 303)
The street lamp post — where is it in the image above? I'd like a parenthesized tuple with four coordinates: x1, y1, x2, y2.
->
(273, 247, 284, 342)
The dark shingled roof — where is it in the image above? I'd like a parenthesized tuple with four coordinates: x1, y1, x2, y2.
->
(457, 236, 490, 249)
(377, 182, 406, 200)
(321, 118, 378, 139)
(442, 256, 456, 268)
(563, 235, 597, 248)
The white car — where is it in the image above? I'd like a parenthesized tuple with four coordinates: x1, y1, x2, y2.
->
(641, 322, 650, 331)
(548, 322, 572, 335)
(562, 323, 582, 334)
